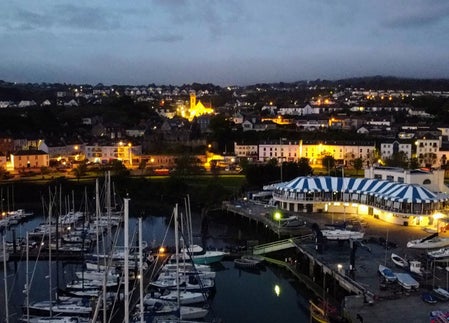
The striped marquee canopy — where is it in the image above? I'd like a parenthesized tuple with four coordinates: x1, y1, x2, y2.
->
(271, 176, 448, 204)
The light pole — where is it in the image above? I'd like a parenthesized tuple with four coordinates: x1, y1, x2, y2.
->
(274, 211, 282, 238)
(128, 143, 132, 167)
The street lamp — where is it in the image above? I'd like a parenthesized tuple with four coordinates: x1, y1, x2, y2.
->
(274, 211, 282, 238)
(128, 143, 132, 167)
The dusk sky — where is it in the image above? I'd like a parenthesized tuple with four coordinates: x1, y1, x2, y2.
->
(1, 0, 449, 86)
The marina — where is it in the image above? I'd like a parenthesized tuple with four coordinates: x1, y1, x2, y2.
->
(223, 198, 449, 323)
(3, 180, 449, 322)
(0, 200, 309, 323)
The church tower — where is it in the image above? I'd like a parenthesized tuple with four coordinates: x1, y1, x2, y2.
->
(190, 91, 196, 110)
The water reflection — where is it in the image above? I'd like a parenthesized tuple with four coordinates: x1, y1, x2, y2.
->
(1, 211, 309, 323)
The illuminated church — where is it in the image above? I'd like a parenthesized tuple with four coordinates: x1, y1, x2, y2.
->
(187, 91, 214, 121)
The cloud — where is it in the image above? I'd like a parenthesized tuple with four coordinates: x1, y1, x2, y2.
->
(147, 34, 184, 43)
(382, 2, 449, 28)
(52, 4, 121, 31)
(2, 3, 121, 32)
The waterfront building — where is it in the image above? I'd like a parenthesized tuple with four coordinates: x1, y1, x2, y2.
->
(235, 140, 376, 167)
(10, 149, 49, 170)
(266, 175, 449, 228)
(364, 166, 448, 194)
(380, 140, 413, 160)
(84, 142, 141, 165)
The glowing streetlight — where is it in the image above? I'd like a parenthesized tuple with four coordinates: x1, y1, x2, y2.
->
(128, 142, 132, 167)
(337, 264, 343, 274)
(274, 284, 281, 297)
(274, 211, 282, 238)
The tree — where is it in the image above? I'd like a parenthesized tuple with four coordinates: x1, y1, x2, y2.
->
(297, 158, 313, 176)
(72, 162, 87, 182)
(208, 115, 234, 153)
(109, 160, 130, 177)
(409, 157, 420, 169)
(353, 158, 363, 175)
(138, 159, 147, 175)
(384, 151, 408, 168)
(322, 155, 336, 175)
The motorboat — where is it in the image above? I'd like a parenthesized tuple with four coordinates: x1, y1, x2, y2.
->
(396, 273, 419, 290)
(181, 244, 227, 265)
(321, 229, 364, 241)
(280, 216, 306, 228)
(432, 287, 449, 301)
(407, 233, 449, 249)
(422, 291, 438, 304)
(390, 253, 408, 269)
(428, 247, 449, 261)
(146, 289, 208, 305)
(140, 298, 209, 320)
(378, 264, 396, 282)
(150, 275, 215, 292)
(234, 257, 261, 269)
(408, 260, 431, 278)
(26, 300, 93, 317)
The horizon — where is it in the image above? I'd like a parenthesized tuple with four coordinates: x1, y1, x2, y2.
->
(1, 1, 449, 86)
(3, 74, 449, 89)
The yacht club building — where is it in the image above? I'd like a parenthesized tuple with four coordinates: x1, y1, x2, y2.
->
(265, 175, 449, 229)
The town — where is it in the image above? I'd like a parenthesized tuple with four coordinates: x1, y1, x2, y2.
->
(1, 77, 449, 180)
(2, 77, 449, 323)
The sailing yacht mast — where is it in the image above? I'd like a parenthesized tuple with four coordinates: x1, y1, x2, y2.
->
(3, 236, 9, 323)
(124, 196, 130, 323)
(25, 232, 30, 322)
(174, 204, 181, 314)
(48, 187, 54, 318)
(138, 216, 144, 323)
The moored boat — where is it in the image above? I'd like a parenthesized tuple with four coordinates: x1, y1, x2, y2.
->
(234, 257, 261, 269)
(19, 316, 89, 323)
(146, 289, 208, 305)
(428, 247, 449, 261)
(321, 229, 364, 241)
(396, 273, 419, 290)
(391, 253, 408, 268)
(407, 233, 449, 250)
(432, 287, 449, 301)
(378, 264, 397, 282)
(181, 244, 227, 265)
(422, 291, 438, 304)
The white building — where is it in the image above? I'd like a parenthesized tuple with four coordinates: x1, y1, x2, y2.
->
(380, 141, 412, 159)
(258, 140, 300, 163)
(234, 142, 258, 159)
(415, 137, 441, 167)
(364, 166, 448, 194)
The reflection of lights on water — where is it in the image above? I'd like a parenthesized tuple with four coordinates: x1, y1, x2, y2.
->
(274, 284, 281, 297)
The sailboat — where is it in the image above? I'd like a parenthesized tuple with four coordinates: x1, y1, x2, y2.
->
(180, 196, 227, 265)
(23, 188, 94, 320)
(141, 205, 209, 321)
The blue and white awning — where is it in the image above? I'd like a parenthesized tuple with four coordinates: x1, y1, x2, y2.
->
(272, 176, 448, 204)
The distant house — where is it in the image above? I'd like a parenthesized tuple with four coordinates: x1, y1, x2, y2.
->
(0, 101, 14, 108)
(356, 126, 370, 134)
(10, 149, 49, 170)
(64, 99, 78, 107)
(18, 100, 37, 108)
(231, 112, 244, 125)
(82, 118, 92, 125)
(41, 99, 52, 107)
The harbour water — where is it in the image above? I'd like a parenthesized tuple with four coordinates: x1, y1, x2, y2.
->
(0, 211, 310, 323)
